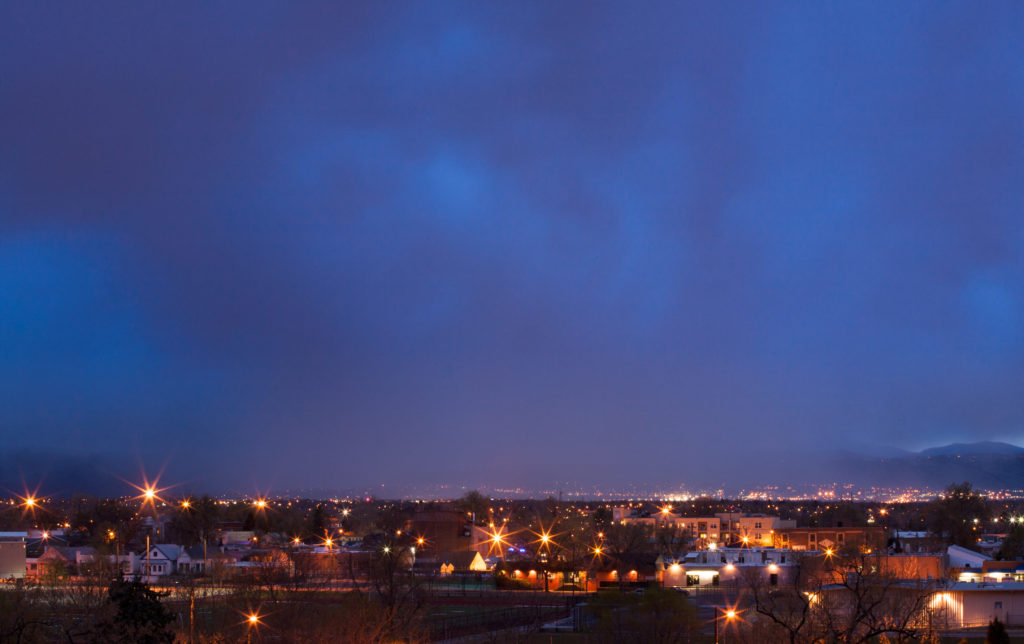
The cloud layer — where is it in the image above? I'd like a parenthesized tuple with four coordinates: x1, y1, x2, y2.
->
(1, 3, 1023, 493)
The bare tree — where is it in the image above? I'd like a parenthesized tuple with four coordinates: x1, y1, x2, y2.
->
(742, 551, 936, 644)
(601, 522, 652, 590)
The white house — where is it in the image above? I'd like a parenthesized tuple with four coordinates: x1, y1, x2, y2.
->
(142, 544, 184, 578)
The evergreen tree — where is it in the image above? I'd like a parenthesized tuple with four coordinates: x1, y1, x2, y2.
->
(96, 578, 175, 644)
(986, 617, 1010, 644)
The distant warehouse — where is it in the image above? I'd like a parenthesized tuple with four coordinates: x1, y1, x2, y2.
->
(0, 532, 28, 579)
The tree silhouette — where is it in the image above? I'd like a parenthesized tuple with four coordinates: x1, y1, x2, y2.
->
(95, 578, 174, 644)
(455, 490, 490, 523)
(925, 482, 991, 548)
(987, 618, 1010, 644)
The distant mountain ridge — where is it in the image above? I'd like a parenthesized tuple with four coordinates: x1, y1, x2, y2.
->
(917, 441, 1024, 457)
(3, 440, 1023, 499)
(807, 441, 1024, 492)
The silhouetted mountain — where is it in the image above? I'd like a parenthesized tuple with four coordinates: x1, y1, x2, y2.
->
(5, 440, 1024, 499)
(918, 441, 1024, 457)
(805, 442, 1024, 492)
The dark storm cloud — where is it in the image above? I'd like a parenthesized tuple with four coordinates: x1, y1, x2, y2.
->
(1, 2, 1023, 493)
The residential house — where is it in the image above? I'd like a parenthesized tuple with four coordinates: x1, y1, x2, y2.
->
(142, 544, 184, 578)
(33, 546, 97, 577)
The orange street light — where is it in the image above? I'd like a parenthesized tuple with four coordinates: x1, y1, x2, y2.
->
(128, 474, 170, 510)
(715, 606, 738, 644)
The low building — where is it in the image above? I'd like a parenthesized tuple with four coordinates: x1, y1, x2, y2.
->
(661, 547, 798, 588)
(890, 530, 940, 554)
(976, 533, 1007, 558)
(931, 582, 1024, 628)
(948, 544, 990, 569)
(958, 560, 1024, 583)
(874, 553, 948, 580)
(0, 532, 27, 579)
(772, 526, 886, 552)
(219, 531, 256, 546)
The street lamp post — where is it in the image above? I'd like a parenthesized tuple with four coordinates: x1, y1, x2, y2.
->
(714, 607, 736, 644)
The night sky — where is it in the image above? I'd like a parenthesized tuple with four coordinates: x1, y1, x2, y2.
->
(2, 3, 1023, 494)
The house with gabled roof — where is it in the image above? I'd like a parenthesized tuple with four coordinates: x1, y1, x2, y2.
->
(34, 546, 96, 577)
(143, 544, 183, 577)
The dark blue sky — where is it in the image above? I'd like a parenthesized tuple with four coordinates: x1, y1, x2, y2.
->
(2, 3, 1023, 494)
